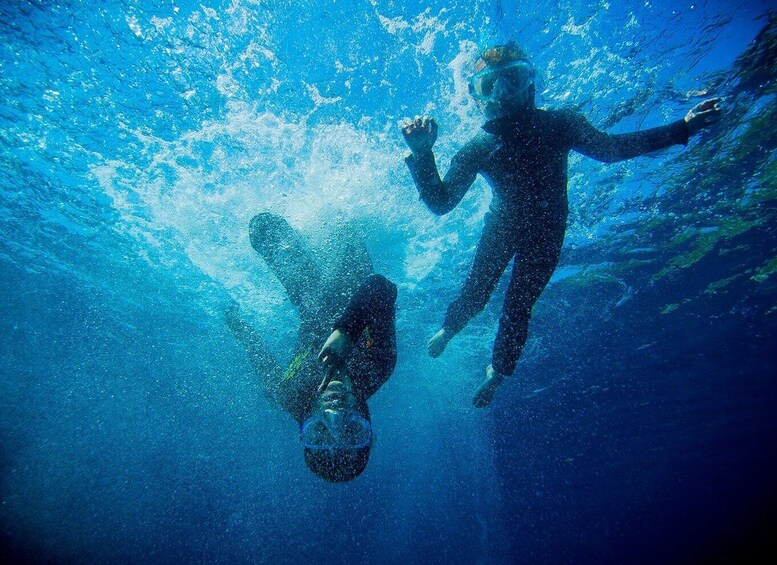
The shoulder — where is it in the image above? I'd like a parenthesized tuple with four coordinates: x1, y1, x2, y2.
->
(459, 130, 497, 158)
(539, 107, 587, 128)
(537, 108, 593, 146)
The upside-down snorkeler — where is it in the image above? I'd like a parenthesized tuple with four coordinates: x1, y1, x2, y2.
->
(226, 213, 397, 481)
(401, 41, 721, 408)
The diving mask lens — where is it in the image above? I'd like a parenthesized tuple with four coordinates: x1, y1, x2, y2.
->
(469, 60, 534, 102)
(301, 412, 372, 450)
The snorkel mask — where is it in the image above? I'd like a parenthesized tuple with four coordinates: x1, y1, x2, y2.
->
(300, 370, 372, 451)
(301, 410, 372, 450)
(468, 59, 535, 104)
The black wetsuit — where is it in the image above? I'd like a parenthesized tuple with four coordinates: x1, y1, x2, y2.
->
(273, 274, 397, 422)
(406, 108, 689, 375)
(234, 213, 397, 423)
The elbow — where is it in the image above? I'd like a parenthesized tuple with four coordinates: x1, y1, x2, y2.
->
(366, 274, 397, 304)
(424, 199, 454, 216)
(429, 205, 452, 216)
(419, 186, 456, 216)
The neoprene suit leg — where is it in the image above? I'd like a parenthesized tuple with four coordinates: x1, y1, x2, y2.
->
(491, 218, 565, 375)
(443, 212, 518, 336)
(249, 212, 321, 310)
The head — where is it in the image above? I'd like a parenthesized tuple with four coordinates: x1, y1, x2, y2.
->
(301, 375, 372, 482)
(469, 41, 536, 119)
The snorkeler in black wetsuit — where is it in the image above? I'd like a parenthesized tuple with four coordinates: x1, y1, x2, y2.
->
(226, 213, 397, 482)
(402, 41, 721, 408)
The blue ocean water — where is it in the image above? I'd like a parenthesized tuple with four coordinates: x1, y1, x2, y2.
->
(1, 0, 775, 562)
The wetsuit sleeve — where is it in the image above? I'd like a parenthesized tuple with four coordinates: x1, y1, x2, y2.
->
(334, 274, 397, 400)
(332, 274, 397, 345)
(404, 141, 480, 215)
(566, 111, 689, 163)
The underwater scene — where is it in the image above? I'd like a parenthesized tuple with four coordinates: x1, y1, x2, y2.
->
(1, 0, 776, 562)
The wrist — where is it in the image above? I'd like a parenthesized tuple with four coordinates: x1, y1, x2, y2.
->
(411, 148, 434, 161)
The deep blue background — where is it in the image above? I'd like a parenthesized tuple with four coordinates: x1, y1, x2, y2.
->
(1, 0, 775, 562)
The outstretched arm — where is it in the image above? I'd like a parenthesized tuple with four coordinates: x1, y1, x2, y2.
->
(569, 114, 689, 163)
(402, 116, 479, 215)
(569, 98, 722, 163)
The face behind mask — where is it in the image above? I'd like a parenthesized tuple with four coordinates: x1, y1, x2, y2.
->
(300, 377, 372, 450)
(469, 59, 535, 118)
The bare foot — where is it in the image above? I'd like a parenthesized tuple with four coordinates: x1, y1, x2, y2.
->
(473, 364, 505, 408)
(427, 328, 450, 358)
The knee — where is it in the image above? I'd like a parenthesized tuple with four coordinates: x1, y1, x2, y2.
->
(503, 280, 549, 320)
(501, 299, 532, 325)
(365, 274, 398, 303)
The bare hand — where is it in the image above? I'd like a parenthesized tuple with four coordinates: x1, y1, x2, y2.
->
(401, 115, 438, 154)
(318, 329, 349, 370)
(684, 97, 722, 136)
(317, 329, 350, 392)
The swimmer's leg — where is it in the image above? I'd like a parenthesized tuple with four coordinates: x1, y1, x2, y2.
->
(434, 213, 516, 358)
(249, 212, 322, 312)
(492, 224, 564, 376)
(473, 219, 564, 408)
(317, 223, 374, 317)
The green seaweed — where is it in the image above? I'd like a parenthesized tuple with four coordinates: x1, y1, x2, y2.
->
(554, 259, 655, 290)
(718, 244, 751, 256)
(731, 102, 777, 162)
(652, 217, 760, 281)
(752, 257, 777, 283)
(751, 155, 777, 203)
(667, 227, 701, 249)
(660, 303, 679, 315)
(704, 274, 743, 294)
